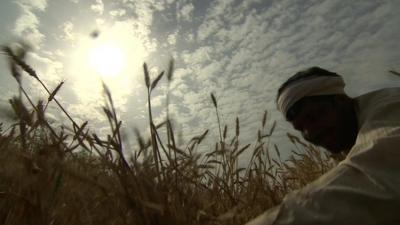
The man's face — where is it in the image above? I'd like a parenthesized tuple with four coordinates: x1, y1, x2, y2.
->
(289, 96, 358, 153)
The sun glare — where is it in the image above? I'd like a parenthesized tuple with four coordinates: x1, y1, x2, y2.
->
(67, 22, 150, 110)
(89, 44, 125, 77)
(69, 22, 149, 83)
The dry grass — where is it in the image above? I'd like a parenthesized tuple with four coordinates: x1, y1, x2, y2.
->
(0, 43, 333, 225)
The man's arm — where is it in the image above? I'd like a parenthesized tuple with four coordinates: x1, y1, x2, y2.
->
(246, 126, 400, 225)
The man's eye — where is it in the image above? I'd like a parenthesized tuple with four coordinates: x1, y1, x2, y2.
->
(306, 107, 327, 122)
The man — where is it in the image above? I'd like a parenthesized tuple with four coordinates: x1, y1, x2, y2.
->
(247, 67, 400, 225)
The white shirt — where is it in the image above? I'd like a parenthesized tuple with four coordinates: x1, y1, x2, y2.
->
(247, 88, 400, 225)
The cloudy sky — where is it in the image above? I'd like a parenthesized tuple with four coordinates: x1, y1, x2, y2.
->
(0, 0, 399, 161)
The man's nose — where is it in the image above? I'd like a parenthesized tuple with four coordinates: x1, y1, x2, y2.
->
(302, 128, 311, 140)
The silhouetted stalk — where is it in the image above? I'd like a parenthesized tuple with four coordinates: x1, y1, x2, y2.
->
(144, 63, 161, 182)
(166, 59, 176, 176)
(210, 93, 222, 142)
(35, 78, 79, 130)
(19, 86, 60, 141)
(211, 93, 225, 178)
(3, 46, 81, 132)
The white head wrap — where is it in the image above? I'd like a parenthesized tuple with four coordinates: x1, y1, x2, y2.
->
(277, 76, 345, 116)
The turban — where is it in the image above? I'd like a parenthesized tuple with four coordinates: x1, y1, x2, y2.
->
(277, 75, 346, 116)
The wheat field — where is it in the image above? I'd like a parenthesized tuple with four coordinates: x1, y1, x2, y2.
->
(0, 44, 333, 225)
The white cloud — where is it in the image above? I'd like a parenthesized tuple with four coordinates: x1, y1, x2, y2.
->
(197, 19, 219, 41)
(96, 18, 105, 26)
(197, 60, 225, 82)
(185, 33, 194, 42)
(13, 4, 45, 48)
(91, 0, 104, 15)
(206, 0, 235, 19)
(59, 21, 75, 41)
(110, 9, 126, 17)
(28, 52, 64, 85)
(179, 3, 194, 21)
(67, 104, 105, 124)
(14, 7, 39, 34)
(182, 46, 212, 65)
(167, 32, 177, 45)
(15, 0, 48, 11)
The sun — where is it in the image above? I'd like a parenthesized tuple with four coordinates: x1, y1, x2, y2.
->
(68, 22, 149, 83)
(88, 43, 125, 77)
(67, 22, 150, 106)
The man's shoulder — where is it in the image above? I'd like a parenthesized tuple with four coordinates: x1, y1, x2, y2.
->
(356, 87, 400, 101)
(356, 87, 400, 108)
(356, 87, 400, 128)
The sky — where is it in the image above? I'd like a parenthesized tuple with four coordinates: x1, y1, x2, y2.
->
(0, 0, 399, 162)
